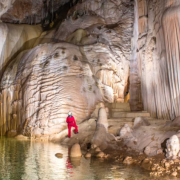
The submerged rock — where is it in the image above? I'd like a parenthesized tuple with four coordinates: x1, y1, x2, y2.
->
(15, 135, 29, 140)
(84, 152, 91, 158)
(55, 153, 63, 158)
(95, 147, 101, 152)
(171, 171, 177, 177)
(70, 143, 82, 157)
(6, 130, 17, 137)
(123, 156, 134, 165)
(96, 152, 105, 158)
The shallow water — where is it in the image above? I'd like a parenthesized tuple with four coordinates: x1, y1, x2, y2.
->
(0, 137, 178, 180)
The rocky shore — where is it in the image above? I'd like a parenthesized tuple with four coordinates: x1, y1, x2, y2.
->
(9, 106, 180, 178)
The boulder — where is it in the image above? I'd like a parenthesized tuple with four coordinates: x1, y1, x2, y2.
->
(119, 124, 132, 137)
(84, 152, 91, 158)
(96, 152, 105, 158)
(144, 146, 151, 156)
(70, 143, 82, 157)
(166, 135, 180, 159)
(15, 135, 29, 140)
(95, 147, 101, 152)
(6, 130, 17, 137)
(123, 156, 134, 165)
(133, 117, 150, 128)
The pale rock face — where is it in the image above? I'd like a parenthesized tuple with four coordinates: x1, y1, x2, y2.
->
(119, 124, 132, 137)
(97, 107, 108, 130)
(166, 135, 180, 159)
(133, 117, 150, 128)
(135, 0, 180, 119)
(70, 143, 82, 157)
(1, 43, 104, 136)
(0, 0, 134, 136)
(0, 40, 127, 136)
(0, 23, 42, 75)
(144, 146, 151, 156)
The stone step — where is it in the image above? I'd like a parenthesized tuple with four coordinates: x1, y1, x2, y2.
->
(108, 118, 170, 127)
(111, 108, 131, 112)
(107, 118, 171, 135)
(105, 103, 131, 111)
(112, 111, 151, 118)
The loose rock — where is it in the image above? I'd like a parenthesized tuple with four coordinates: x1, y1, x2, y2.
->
(96, 152, 105, 158)
(70, 143, 82, 157)
(123, 156, 134, 165)
(85, 152, 91, 158)
(55, 153, 63, 158)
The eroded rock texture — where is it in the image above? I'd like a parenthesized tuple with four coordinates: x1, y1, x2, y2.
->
(0, 0, 134, 136)
(4, 0, 180, 137)
(134, 0, 180, 119)
(0, 0, 71, 24)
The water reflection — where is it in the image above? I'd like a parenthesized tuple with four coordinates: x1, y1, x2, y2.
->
(0, 137, 179, 180)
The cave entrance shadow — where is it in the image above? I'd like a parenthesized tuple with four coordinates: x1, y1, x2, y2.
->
(161, 138, 169, 153)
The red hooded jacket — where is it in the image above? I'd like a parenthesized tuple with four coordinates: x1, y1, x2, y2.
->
(66, 116, 76, 126)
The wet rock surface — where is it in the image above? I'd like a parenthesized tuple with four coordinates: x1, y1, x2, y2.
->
(70, 143, 82, 157)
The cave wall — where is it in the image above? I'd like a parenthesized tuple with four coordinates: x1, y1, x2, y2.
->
(0, 0, 71, 24)
(0, 23, 42, 77)
(136, 0, 180, 119)
(0, 0, 134, 136)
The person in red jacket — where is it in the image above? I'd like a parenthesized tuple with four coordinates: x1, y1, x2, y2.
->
(66, 111, 78, 138)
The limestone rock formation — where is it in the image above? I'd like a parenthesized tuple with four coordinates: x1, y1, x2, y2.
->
(119, 124, 132, 137)
(166, 135, 180, 160)
(91, 108, 116, 150)
(2, 0, 180, 143)
(0, 0, 134, 136)
(0, 0, 71, 24)
(96, 151, 105, 158)
(133, 117, 150, 128)
(1, 42, 104, 136)
(70, 143, 82, 157)
(84, 152, 91, 158)
(123, 156, 134, 165)
(97, 107, 109, 130)
(134, 0, 180, 119)
(0, 23, 42, 76)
